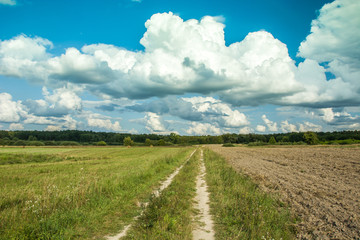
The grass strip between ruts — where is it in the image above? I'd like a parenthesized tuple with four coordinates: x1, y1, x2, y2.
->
(123, 149, 200, 240)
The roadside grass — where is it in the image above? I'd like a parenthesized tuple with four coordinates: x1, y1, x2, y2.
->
(124, 149, 200, 240)
(0, 146, 193, 239)
(0, 153, 68, 165)
(203, 148, 296, 240)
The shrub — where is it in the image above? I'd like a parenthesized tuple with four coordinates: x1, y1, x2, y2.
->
(96, 141, 107, 146)
(158, 139, 166, 146)
(331, 139, 360, 145)
(14, 140, 26, 146)
(0, 139, 10, 146)
(145, 138, 152, 146)
(303, 131, 319, 145)
(28, 141, 45, 146)
(248, 141, 268, 147)
(44, 141, 57, 146)
(268, 136, 277, 144)
(123, 136, 133, 146)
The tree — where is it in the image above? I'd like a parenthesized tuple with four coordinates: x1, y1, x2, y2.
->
(14, 140, 26, 146)
(123, 137, 133, 146)
(96, 141, 107, 146)
(268, 136, 277, 144)
(303, 131, 319, 145)
(281, 136, 290, 143)
(28, 135, 37, 141)
(169, 133, 179, 144)
(145, 138, 152, 146)
(158, 139, 165, 146)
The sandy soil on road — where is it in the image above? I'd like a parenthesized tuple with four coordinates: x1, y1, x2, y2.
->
(208, 145, 360, 239)
(193, 149, 215, 240)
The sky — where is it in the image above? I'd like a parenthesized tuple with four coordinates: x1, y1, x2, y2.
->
(0, 0, 359, 135)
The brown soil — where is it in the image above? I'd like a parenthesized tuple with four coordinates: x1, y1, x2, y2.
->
(208, 145, 360, 239)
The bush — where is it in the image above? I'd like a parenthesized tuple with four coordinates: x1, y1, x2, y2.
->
(158, 139, 166, 146)
(329, 139, 360, 145)
(248, 141, 268, 147)
(44, 141, 57, 146)
(268, 136, 277, 144)
(145, 138, 152, 146)
(0, 139, 10, 146)
(14, 140, 26, 146)
(27, 141, 45, 146)
(123, 137, 133, 146)
(303, 132, 319, 145)
(96, 141, 107, 146)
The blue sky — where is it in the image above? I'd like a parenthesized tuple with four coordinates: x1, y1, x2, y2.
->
(0, 0, 359, 135)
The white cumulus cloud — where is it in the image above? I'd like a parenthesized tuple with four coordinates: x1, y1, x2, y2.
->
(281, 120, 298, 133)
(144, 112, 168, 134)
(0, 13, 320, 106)
(45, 125, 62, 131)
(183, 96, 249, 127)
(87, 118, 122, 132)
(130, 96, 249, 128)
(298, 0, 360, 65)
(0, 4, 359, 134)
(23, 86, 82, 117)
(0, 92, 26, 122)
(293, 0, 360, 107)
(261, 114, 278, 131)
(9, 123, 24, 130)
(239, 126, 253, 134)
(311, 108, 360, 129)
(186, 122, 222, 136)
(256, 125, 266, 132)
(299, 122, 322, 132)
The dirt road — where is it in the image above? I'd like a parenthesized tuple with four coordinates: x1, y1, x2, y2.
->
(106, 149, 197, 240)
(193, 149, 215, 240)
(208, 145, 360, 239)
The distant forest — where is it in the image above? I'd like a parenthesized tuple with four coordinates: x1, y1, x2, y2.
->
(0, 130, 359, 146)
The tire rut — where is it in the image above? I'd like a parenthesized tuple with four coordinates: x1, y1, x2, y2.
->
(105, 148, 197, 240)
(192, 149, 215, 240)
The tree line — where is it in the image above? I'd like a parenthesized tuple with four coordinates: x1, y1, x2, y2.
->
(0, 130, 359, 146)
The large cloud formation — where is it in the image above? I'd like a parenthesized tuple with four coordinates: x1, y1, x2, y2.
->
(0, 0, 359, 134)
(129, 96, 249, 128)
(1, 1, 358, 109)
(287, 0, 360, 107)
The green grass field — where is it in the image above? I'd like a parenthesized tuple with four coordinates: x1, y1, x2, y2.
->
(0, 146, 193, 239)
(124, 149, 200, 240)
(203, 148, 296, 239)
(1, 146, 297, 239)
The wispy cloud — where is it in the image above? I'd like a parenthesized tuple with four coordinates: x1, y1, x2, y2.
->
(0, 0, 16, 6)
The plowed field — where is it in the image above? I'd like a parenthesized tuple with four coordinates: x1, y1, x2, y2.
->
(208, 145, 360, 239)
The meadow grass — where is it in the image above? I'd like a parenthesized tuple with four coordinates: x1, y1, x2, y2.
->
(124, 149, 200, 240)
(0, 146, 193, 239)
(203, 148, 296, 240)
